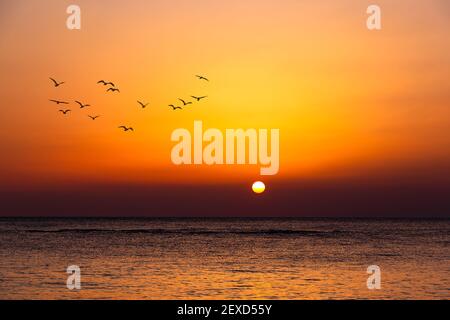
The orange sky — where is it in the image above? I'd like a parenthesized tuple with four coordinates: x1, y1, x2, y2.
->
(0, 0, 449, 192)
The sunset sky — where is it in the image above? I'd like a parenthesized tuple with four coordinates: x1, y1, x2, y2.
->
(0, 0, 449, 216)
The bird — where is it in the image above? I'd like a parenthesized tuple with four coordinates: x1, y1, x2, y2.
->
(49, 77, 65, 87)
(75, 101, 91, 108)
(196, 75, 209, 81)
(118, 126, 134, 132)
(178, 98, 192, 106)
(49, 99, 69, 105)
(169, 105, 182, 110)
(88, 115, 100, 120)
(107, 87, 120, 93)
(97, 80, 115, 87)
(137, 101, 149, 108)
(191, 96, 207, 101)
(59, 109, 71, 115)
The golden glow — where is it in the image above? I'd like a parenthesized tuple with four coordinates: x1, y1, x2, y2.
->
(0, 1, 449, 188)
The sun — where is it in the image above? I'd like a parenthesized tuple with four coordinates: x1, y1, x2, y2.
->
(252, 181, 266, 194)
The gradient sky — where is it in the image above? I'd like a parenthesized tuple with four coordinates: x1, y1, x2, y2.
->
(0, 0, 449, 216)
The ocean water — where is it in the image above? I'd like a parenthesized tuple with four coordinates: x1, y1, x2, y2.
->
(0, 218, 448, 300)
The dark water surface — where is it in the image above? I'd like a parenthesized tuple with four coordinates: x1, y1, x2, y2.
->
(0, 218, 448, 299)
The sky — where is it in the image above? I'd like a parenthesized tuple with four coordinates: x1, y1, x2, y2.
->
(0, 0, 449, 216)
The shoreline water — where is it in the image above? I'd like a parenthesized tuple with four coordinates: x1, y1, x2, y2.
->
(0, 218, 448, 299)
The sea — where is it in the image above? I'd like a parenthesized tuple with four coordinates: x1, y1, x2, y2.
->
(0, 218, 448, 299)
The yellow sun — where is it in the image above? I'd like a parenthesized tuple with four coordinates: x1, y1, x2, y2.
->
(252, 181, 266, 194)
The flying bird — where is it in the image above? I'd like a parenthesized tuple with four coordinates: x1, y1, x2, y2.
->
(178, 98, 192, 106)
(196, 75, 209, 81)
(169, 105, 182, 110)
(59, 109, 71, 115)
(49, 99, 69, 105)
(118, 126, 134, 132)
(49, 77, 65, 87)
(137, 101, 149, 108)
(191, 96, 207, 101)
(88, 115, 100, 120)
(75, 101, 91, 108)
(97, 80, 115, 87)
(107, 87, 120, 93)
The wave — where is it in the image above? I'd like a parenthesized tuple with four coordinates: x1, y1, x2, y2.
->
(21, 228, 350, 237)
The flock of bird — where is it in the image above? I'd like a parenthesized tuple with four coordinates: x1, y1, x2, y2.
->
(48, 74, 209, 132)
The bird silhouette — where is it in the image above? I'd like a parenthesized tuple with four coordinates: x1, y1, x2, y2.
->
(59, 109, 71, 115)
(50, 77, 65, 87)
(107, 87, 120, 93)
(97, 80, 115, 87)
(196, 75, 209, 81)
(75, 101, 91, 108)
(169, 105, 182, 110)
(178, 99, 192, 106)
(118, 126, 134, 132)
(137, 101, 149, 108)
(191, 96, 207, 101)
(49, 99, 69, 105)
(88, 115, 100, 120)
